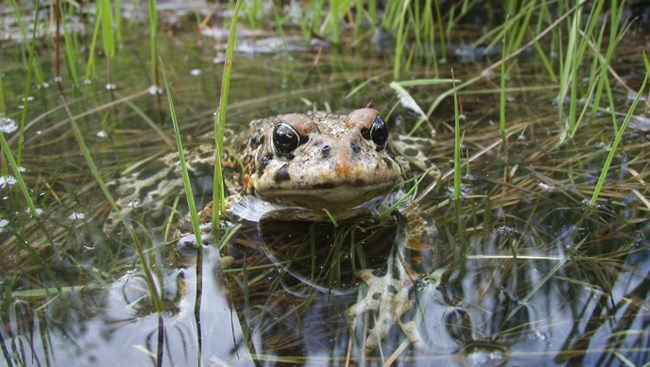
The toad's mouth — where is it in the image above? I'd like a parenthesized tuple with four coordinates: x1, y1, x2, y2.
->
(255, 180, 397, 211)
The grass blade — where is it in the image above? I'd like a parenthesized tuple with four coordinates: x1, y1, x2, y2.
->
(212, 0, 242, 232)
(589, 72, 648, 207)
(159, 61, 202, 247)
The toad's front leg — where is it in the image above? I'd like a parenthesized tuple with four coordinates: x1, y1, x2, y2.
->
(346, 200, 440, 353)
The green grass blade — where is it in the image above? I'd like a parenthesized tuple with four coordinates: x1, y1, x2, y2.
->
(84, 8, 102, 80)
(60, 9, 79, 85)
(160, 60, 202, 247)
(589, 72, 648, 207)
(328, 0, 340, 44)
(64, 100, 119, 213)
(100, 0, 115, 59)
(393, 0, 410, 80)
(0, 74, 5, 116)
(212, 0, 242, 233)
(114, 0, 123, 44)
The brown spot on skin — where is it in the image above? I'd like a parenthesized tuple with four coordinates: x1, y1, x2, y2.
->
(274, 164, 291, 183)
(330, 139, 353, 177)
(335, 158, 351, 177)
(243, 174, 254, 192)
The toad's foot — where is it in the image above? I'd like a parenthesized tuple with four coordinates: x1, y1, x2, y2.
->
(346, 268, 424, 352)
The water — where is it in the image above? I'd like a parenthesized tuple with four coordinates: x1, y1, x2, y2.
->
(1, 3, 649, 366)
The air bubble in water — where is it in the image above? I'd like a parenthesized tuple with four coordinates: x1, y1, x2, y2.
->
(0, 176, 17, 188)
(147, 85, 163, 95)
(0, 219, 8, 233)
(0, 117, 18, 134)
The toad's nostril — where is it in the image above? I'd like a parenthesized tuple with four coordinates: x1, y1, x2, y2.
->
(321, 144, 331, 158)
(351, 142, 361, 153)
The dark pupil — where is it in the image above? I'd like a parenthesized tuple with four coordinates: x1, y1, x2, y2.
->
(273, 122, 301, 155)
(369, 116, 388, 148)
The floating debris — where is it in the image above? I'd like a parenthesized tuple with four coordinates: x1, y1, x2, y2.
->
(0, 117, 18, 134)
(96, 130, 109, 139)
(53, 75, 63, 83)
(68, 212, 86, 221)
(495, 226, 519, 235)
(538, 182, 557, 192)
(190, 69, 202, 76)
(0, 176, 17, 188)
(105, 83, 117, 91)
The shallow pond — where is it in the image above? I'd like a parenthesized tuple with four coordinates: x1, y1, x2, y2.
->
(1, 2, 649, 366)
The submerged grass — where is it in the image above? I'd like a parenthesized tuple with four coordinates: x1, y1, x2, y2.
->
(62, 93, 165, 313)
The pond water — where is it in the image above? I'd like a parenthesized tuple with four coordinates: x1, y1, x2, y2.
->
(1, 2, 649, 367)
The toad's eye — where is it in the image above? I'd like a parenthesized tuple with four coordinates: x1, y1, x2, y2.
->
(362, 115, 388, 149)
(273, 122, 304, 157)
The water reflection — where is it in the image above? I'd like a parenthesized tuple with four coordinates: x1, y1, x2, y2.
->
(3, 245, 253, 366)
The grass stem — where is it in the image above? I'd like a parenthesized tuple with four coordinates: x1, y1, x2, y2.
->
(212, 0, 242, 233)
(589, 73, 648, 206)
